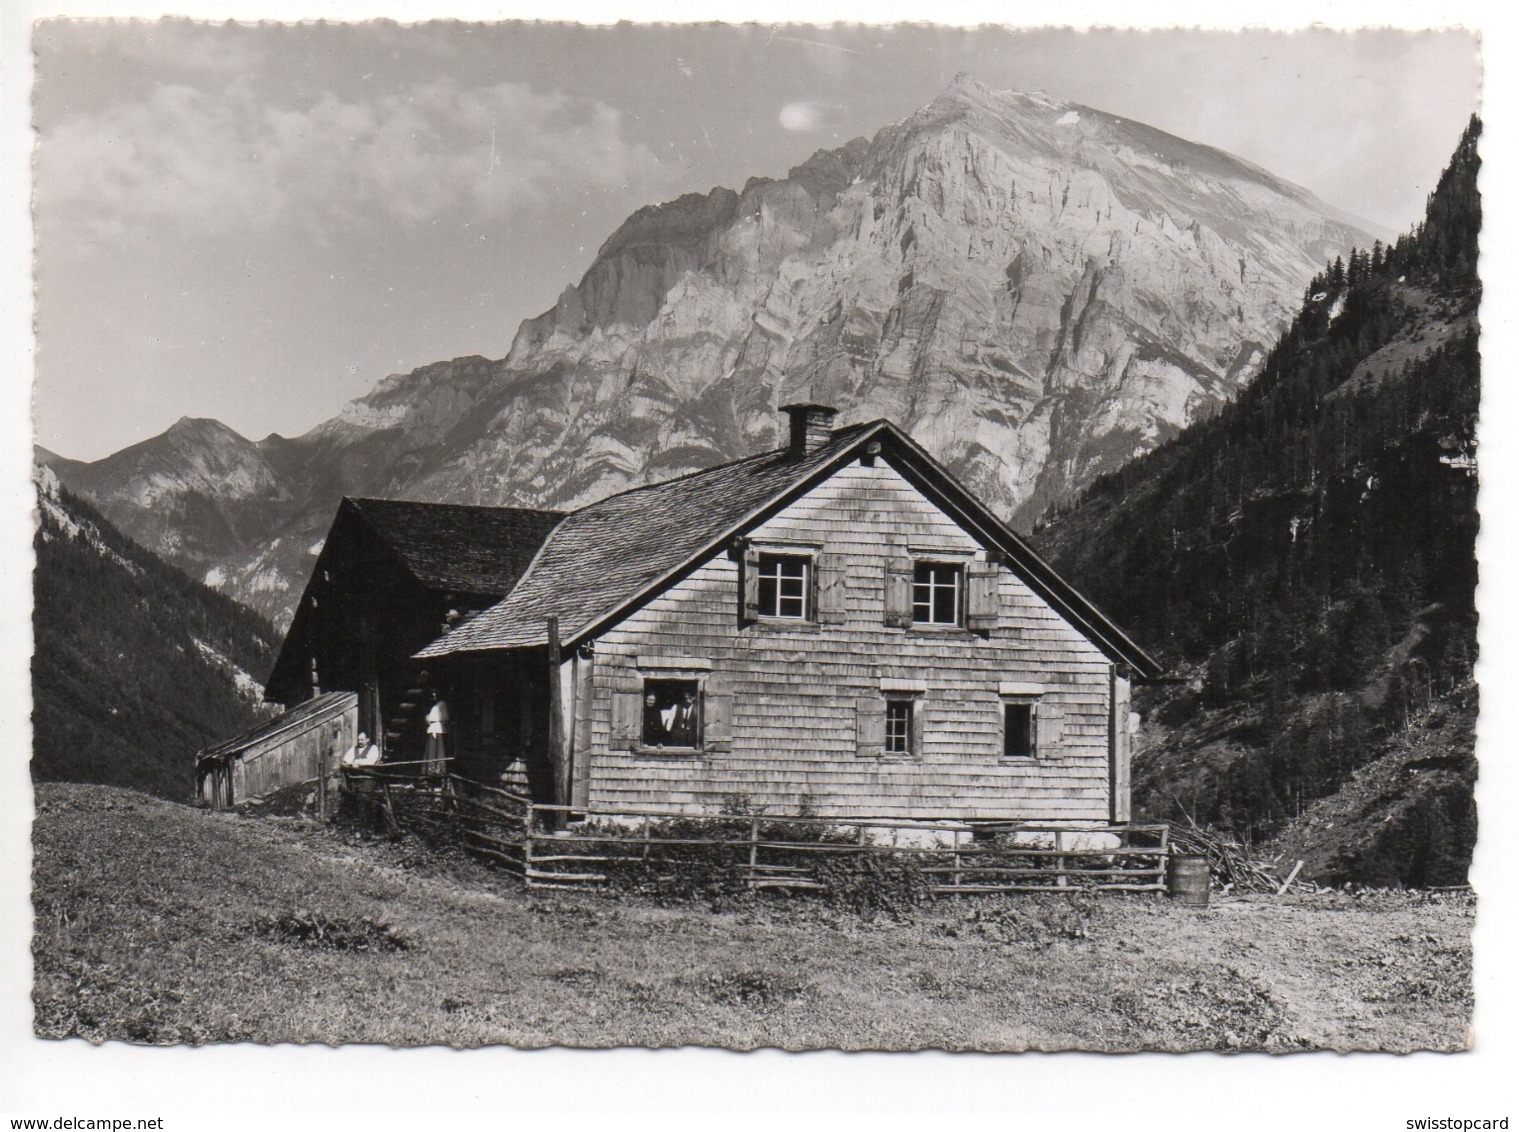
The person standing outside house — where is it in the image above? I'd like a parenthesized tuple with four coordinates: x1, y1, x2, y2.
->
(424, 694, 449, 776)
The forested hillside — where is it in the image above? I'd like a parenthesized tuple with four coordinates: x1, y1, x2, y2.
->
(1035, 118, 1480, 885)
(33, 468, 278, 799)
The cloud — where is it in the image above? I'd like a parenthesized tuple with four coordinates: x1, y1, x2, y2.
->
(778, 101, 846, 131)
(36, 17, 270, 80)
(37, 77, 673, 247)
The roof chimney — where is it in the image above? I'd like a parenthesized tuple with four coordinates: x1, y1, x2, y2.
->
(780, 403, 839, 459)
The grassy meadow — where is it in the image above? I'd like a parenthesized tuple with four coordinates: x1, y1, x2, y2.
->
(32, 783, 1473, 1051)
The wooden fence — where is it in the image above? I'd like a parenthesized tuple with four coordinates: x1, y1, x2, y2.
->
(337, 766, 1169, 896)
(338, 763, 532, 878)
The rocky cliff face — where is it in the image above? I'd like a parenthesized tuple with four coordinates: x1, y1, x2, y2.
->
(47, 76, 1377, 628)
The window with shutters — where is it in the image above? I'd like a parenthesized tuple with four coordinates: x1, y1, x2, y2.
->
(757, 553, 810, 619)
(887, 555, 997, 631)
(859, 689, 924, 760)
(912, 561, 964, 626)
(741, 542, 844, 627)
(610, 665, 731, 758)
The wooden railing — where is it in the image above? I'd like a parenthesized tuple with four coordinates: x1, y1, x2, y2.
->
(336, 766, 1169, 896)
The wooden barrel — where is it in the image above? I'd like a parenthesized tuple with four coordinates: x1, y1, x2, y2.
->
(1166, 854, 1210, 905)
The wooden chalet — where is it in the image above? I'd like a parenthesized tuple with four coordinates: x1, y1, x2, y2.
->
(264, 497, 563, 763)
(402, 405, 1162, 825)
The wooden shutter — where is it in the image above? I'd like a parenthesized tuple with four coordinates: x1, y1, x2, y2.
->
(610, 678, 641, 750)
(966, 562, 1000, 632)
(741, 542, 761, 623)
(1036, 703, 1065, 752)
(883, 556, 913, 627)
(910, 698, 925, 758)
(856, 695, 885, 757)
(703, 675, 733, 754)
(815, 552, 846, 624)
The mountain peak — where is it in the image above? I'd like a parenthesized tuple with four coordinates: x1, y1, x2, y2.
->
(167, 416, 244, 441)
(929, 73, 1071, 117)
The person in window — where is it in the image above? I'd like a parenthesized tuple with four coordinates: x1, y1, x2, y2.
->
(665, 687, 701, 747)
(643, 691, 668, 747)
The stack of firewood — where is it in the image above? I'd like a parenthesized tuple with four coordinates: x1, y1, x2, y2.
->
(1168, 821, 1310, 895)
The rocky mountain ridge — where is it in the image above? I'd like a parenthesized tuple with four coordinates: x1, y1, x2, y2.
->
(45, 75, 1377, 627)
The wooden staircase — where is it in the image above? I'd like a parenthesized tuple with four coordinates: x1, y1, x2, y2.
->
(383, 681, 430, 758)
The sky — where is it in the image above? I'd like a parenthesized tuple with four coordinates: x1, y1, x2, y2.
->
(31, 22, 1480, 461)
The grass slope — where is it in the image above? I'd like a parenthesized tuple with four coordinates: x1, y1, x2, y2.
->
(33, 783, 1473, 1051)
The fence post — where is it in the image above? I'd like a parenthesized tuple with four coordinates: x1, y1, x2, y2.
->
(1056, 829, 1068, 889)
(952, 829, 962, 893)
(546, 615, 568, 831)
(524, 804, 536, 886)
(748, 816, 760, 886)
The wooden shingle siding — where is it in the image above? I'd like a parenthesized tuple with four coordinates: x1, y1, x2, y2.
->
(583, 460, 1116, 822)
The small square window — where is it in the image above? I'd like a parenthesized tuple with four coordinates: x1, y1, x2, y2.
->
(1004, 702, 1036, 759)
(758, 554, 811, 619)
(642, 679, 702, 748)
(885, 699, 914, 756)
(912, 561, 964, 625)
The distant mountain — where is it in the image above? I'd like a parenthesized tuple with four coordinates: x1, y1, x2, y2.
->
(1034, 118, 1481, 885)
(32, 465, 279, 799)
(44, 75, 1376, 627)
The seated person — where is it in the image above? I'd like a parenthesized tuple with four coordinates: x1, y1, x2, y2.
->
(343, 731, 382, 767)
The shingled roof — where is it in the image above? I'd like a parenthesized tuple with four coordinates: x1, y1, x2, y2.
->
(416, 423, 876, 655)
(345, 497, 565, 596)
(197, 691, 358, 765)
(413, 422, 1161, 677)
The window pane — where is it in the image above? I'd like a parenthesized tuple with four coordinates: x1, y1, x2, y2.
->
(758, 575, 779, 616)
(642, 679, 702, 748)
(911, 561, 963, 624)
(758, 554, 809, 618)
(1004, 703, 1035, 758)
(885, 700, 913, 755)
